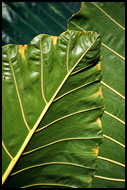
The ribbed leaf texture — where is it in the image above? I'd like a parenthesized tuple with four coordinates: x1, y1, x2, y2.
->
(3, 2, 124, 188)
(2, 30, 104, 188)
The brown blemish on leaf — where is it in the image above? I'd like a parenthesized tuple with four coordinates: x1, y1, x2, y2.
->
(51, 36, 57, 45)
(18, 45, 28, 60)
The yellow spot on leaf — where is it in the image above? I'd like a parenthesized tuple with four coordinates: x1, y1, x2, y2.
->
(93, 146, 99, 156)
(89, 177, 92, 184)
(97, 61, 101, 70)
(97, 117, 102, 128)
(100, 56, 103, 60)
(51, 36, 57, 45)
(18, 45, 28, 60)
(93, 86, 102, 98)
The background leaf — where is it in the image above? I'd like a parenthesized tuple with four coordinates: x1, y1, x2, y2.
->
(67, 2, 125, 188)
(2, 2, 81, 46)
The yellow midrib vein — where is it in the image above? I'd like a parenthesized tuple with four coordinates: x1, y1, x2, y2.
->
(2, 34, 98, 185)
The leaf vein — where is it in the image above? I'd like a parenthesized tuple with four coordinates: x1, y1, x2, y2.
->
(53, 79, 99, 102)
(20, 183, 75, 188)
(94, 175, 125, 182)
(104, 111, 125, 125)
(7, 47, 31, 132)
(11, 161, 95, 176)
(40, 37, 48, 104)
(2, 32, 101, 184)
(23, 136, 102, 155)
(98, 156, 125, 167)
(2, 140, 13, 160)
(103, 134, 125, 148)
(101, 81, 125, 99)
(91, 2, 125, 31)
(35, 106, 103, 133)
(70, 22, 125, 60)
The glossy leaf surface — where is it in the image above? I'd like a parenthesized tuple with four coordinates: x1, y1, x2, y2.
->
(68, 2, 125, 188)
(2, 30, 104, 188)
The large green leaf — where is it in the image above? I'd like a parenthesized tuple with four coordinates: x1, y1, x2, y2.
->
(2, 2, 81, 46)
(68, 2, 125, 188)
(2, 30, 104, 188)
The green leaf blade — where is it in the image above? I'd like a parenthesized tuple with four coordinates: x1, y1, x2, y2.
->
(67, 2, 125, 188)
(2, 30, 104, 188)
